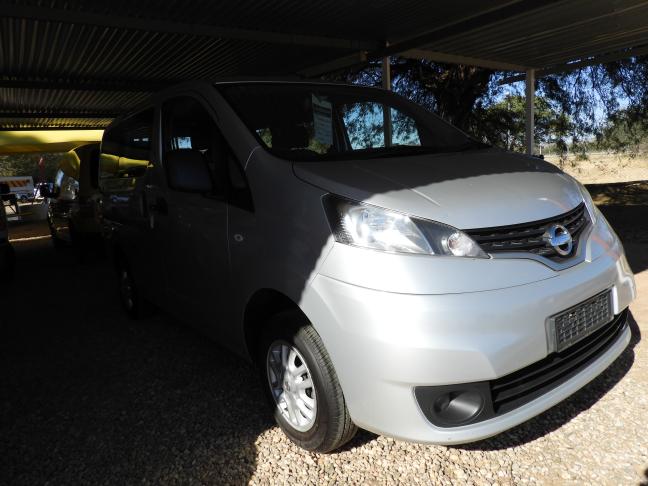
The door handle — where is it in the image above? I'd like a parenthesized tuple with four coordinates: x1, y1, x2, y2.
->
(150, 197, 168, 215)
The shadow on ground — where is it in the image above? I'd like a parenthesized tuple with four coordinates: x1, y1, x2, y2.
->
(0, 233, 271, 485)
(587, 180, 648, 206)
(1, 183, 645, 482)
(588, 180, 648, 274)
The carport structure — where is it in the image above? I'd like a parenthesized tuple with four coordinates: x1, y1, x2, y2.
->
(2, 0, 648, 154)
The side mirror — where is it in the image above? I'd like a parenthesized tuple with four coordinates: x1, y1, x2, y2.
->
(164, 150, 213, 193)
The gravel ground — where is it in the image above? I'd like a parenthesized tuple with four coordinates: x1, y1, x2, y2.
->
(1, 206, 647, 485)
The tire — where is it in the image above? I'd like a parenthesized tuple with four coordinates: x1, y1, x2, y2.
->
(259, 311, 357, 452)
(117, 259, 154, 319)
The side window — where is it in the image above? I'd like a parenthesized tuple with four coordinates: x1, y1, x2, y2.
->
(162, 97, 228, 197)
(99, 108, 154, 192)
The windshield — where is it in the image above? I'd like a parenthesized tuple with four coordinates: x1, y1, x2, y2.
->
(217, 83, 486, 161)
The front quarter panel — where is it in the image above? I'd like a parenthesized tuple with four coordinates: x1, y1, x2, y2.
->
(225, 149, 336, 353)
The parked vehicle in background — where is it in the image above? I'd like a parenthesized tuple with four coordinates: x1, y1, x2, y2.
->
(0, 176, 35, 202)
(43, 143, 102, 251)
(98, 80, 636, 452)
(0, 195, 15, 278)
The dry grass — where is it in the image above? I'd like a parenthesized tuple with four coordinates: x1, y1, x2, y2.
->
(544, 151, 648, 185)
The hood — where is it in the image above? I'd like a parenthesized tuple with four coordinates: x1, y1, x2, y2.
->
(294, 149, 583, 229)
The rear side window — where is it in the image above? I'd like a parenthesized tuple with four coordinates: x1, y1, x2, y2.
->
(100, 109, 154, 192)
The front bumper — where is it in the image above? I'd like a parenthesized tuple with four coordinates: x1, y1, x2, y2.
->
(300, 245, 636, 444)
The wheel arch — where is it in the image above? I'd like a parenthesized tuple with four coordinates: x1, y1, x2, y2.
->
(243, 288, 306, 362)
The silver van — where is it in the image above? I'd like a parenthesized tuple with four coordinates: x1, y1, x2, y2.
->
(99, 81, 636, 452)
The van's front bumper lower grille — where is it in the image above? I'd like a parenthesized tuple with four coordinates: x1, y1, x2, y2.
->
(490, 308, 626, 415)
(415, 308, 628, 427)
(465, 203, 588, 261)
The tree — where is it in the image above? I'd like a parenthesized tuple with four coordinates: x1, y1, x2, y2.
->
(336, 58, 496, 132)
(334, 55, 648, 156)
(595, 108, 648, 154)
(474, 95, 572, 155)
(0, 153, 62, 181)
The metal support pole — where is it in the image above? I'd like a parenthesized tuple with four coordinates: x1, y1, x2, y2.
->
(382, 55, 392, 147)
(525, 68, 535, 156)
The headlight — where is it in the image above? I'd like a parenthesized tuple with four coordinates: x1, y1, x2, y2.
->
(576, 181, 598, 225)
(323, 195, 488, 258)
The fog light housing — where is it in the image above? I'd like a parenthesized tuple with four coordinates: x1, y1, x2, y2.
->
(432, 390, 484, 425)
(415, 383, 493, 427)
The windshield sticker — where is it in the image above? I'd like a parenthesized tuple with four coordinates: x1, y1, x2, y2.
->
(312, 94, 333, 146)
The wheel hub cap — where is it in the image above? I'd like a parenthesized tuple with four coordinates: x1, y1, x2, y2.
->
(267, 341, 317, 432)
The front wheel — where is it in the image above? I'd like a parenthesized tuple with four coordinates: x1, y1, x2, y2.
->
(260, 312, 357, 452)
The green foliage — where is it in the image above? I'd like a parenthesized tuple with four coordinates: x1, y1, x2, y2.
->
(0, 153, 62, 181)
(333, 55, 648, 158)
(595, 109, 648, 154)
(473, 94, 572, 157)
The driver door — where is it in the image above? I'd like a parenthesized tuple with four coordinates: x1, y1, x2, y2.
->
(156, 95, 231, 334)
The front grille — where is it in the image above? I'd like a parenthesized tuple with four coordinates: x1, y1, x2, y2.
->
(490, 308, 628, 415)
(465, 203, 588, 261)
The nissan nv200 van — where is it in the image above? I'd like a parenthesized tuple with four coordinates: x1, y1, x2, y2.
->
(98, 81, 636, 452)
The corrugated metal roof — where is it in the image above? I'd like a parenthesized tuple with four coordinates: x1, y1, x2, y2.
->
(1, 0, 647, 130)
(421, 0, 648, 68)
(0, 117, 112, 129)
